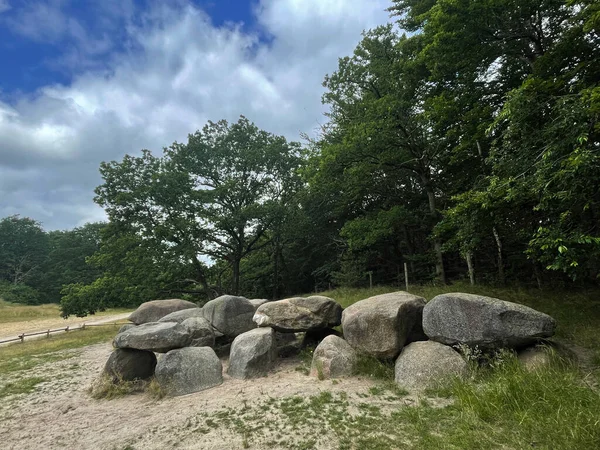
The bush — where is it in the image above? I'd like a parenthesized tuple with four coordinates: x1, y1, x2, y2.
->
(0, 281, 41, 305)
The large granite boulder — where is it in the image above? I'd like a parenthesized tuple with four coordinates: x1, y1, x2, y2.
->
(129, 299, 199, 325)
(249, 299, 270, 310)
(310, 335, 357, 379)
(395, 341, 467, 391)
(182, 317, 215, 348)
(423, 293, 556, 349)
(341, 292, 426, 359)
(158, 308, 205, 324)
(228, 328, 276, 379)
(253, 296, 342, 332)
(155, 347, 223, 397)
(113, 322, 191, 353)
(103, 348, 157, 382)
(202, 295, 256, 338)
(117, 323, 136, 334)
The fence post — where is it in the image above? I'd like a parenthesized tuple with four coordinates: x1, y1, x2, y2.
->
(19, 334, 24, 343)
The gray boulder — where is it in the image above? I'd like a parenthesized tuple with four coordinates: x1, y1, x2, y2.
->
(113, 322, 191, 353)
(310, 335, 357, 379)
(423, 293, 556, 349)
(158, 308, 205, 324)
(228, 328, 276, 379)
(117, 323, 136, 334)
(341, 292, 426, 359)
(202, 295, 256, 338)
(129, 299, 199, 325)
(155, 347, 223, 397)
(395, 341, 467, 391)
(182, 317, 215, 348)
(253, 296, 342, 332)
(103, 348, 157, 382)
(249, 298, 270, 310)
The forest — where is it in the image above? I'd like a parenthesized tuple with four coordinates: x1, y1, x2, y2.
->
(1, 0, 598, 317)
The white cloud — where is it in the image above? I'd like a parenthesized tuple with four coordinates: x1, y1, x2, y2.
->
(0, 0, 10, 14)
(0, 0, 391, 229)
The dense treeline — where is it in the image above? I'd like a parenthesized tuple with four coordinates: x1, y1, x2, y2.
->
(1, 0, 598, 316)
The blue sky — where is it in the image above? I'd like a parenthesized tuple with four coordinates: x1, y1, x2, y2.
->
(0, 0, 391, 229)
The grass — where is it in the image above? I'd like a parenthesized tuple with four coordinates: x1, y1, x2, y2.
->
(0, 325, 122, 375)
(0, 376, 47, 399)
(187, 353, 599, 450)
(0, 299, 132, 323)
(89, 374, 150, 400)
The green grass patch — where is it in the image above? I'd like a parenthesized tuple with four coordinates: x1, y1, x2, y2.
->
(0, 325, 121, 375)
(0, 376, 47, 398)
(187, 354, 599, 449)
(354, 353, 395, 381)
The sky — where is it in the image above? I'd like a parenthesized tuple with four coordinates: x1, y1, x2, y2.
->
(0, 0, 392, 230)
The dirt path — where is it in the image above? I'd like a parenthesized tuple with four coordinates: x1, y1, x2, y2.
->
(0, 343, 447, 450)
(0, 313, 131, 344)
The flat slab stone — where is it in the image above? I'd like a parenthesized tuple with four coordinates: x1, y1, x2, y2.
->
(253, 296, 342, 332)
(129, 299, 199, 324)
(423, 293, 556, 349)
(113, 322, 191, 353)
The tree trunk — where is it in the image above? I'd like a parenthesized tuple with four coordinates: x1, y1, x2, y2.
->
(192, 256, 212, 299)
(272, 236, 280, 300)
(232, 258, 241, 295)
(421, 174, 446, 284)
(492, 226, 506, 285)
(465, 251, 475, 285)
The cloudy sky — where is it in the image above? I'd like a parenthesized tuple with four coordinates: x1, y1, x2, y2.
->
(0, 0, 392, 230)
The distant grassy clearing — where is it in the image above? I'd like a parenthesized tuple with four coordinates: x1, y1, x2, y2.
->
(0, 325, 121, 375)
(0, 300, 131, 324)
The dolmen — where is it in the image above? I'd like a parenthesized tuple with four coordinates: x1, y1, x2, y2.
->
(100, 290, 557, 397)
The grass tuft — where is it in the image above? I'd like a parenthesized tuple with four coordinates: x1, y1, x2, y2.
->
(89, 375, 148, 400)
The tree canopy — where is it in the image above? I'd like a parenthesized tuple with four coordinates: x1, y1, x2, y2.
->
(1, 0, 598, 317)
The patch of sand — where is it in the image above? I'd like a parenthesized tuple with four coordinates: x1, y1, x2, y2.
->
(0, 343, 450, 450)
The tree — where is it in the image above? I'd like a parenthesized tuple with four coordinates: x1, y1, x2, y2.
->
(316, 25, 449, 284)
(391, 0, 600, 284)
(0, 215, 48, 286)
(94, 116, 303, 296)
(36, 222, 105, 304)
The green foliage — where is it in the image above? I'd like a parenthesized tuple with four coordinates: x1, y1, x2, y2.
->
(94, 116, 303, 299)
(0, 215, 48, 287)
(0, 281, 41, 305)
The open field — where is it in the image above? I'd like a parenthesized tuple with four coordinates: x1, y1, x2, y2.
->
(0, 300, 133, 340)
(0, 285, 598, 449)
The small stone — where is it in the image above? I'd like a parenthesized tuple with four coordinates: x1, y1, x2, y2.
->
(310, 335, 357, 379)
(395, 341, 467, 391)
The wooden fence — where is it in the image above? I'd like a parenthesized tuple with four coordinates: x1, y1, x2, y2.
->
(0, 321, 127, 345)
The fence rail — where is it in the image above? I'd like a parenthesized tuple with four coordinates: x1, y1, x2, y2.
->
(0, 321, 127, 345)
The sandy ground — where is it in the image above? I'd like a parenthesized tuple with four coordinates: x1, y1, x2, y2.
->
(0, 342, 448, 450)
(0, 313, 131, 344)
